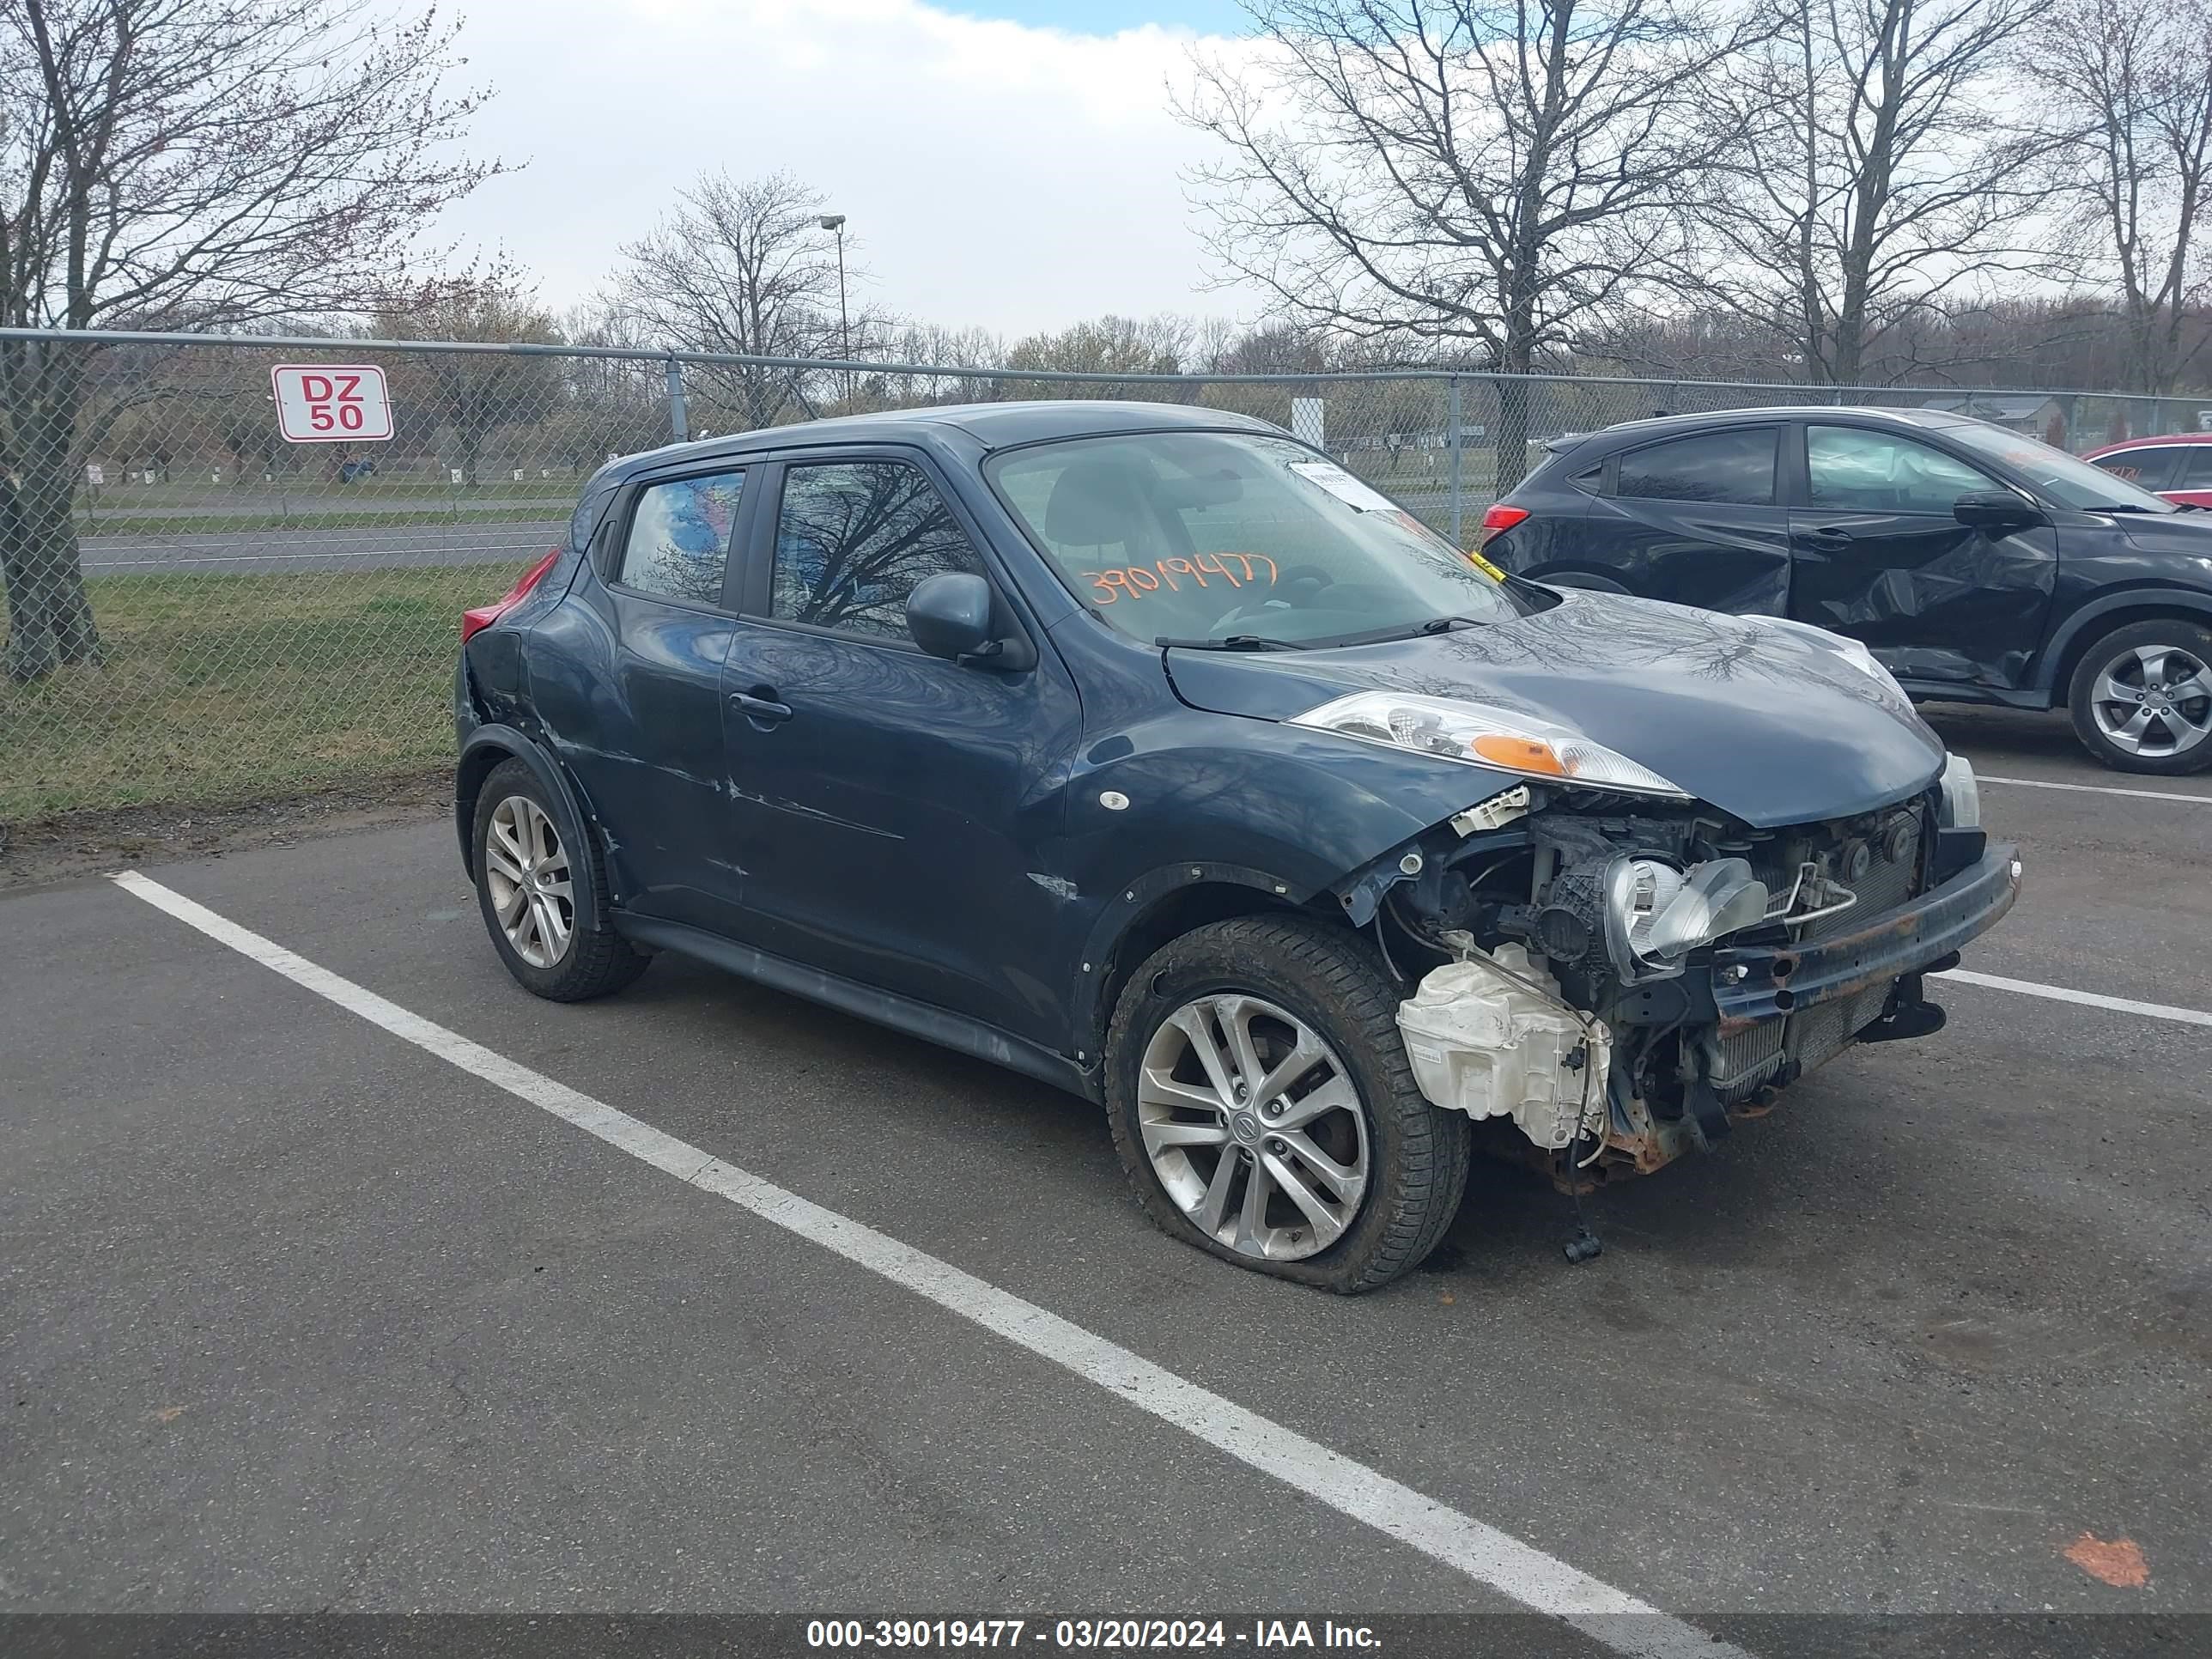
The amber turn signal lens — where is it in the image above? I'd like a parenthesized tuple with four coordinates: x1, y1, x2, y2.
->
(1470, 734, 1568, 775)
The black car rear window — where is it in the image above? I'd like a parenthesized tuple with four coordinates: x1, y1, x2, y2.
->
(1613, 428, 1778, 506)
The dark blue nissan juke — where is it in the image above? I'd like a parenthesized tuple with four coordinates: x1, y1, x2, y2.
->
(455, 401, 2020, 1291)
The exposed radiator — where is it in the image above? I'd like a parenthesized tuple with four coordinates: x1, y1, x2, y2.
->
(1710, 804, 1927, 1100)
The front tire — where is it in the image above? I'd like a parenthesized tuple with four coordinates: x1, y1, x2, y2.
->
(471, 759, 649, 1000)
(1105, 915, 1469, 1293)
(2066, 619, 2212, 775)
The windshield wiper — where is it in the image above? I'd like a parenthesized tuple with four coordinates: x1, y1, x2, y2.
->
(1418, 616, 1480, 634)
(1155, 634, 1302, 652)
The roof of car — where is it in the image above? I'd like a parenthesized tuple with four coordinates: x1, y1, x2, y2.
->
(2082, 432, 2212, 453)
(1586, 404, 1974, 444)
(595, 400, 1287, 486)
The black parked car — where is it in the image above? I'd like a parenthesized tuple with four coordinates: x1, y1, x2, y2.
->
(1481, 407, 2212, 774)
(456, 403, 2017, 1291)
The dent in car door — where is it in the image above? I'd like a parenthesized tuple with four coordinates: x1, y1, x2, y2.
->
(1583, 426, 1790, 613)
(721, 454, 1084, 1047)
(528, 468, 753, 933)
(1790, 425, 2057, 689)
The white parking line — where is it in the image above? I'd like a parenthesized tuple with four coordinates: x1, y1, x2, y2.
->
(1980, 774, 2211, 804)
(108, 869, 1740, 1659)
(1935, 967, 2212, 1029)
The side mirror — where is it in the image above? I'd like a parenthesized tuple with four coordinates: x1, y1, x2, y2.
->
(1954, 489, 2045, 533)
(906, 571, 1000, 663)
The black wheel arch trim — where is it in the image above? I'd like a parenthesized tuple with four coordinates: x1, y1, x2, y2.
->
(456, 723, 611, 933)
(2033, 586, 2212, 692)
(1074, 860, 1324, 1063)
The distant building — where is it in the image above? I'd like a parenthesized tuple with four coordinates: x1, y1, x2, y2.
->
(1918, 392, 2066, 436)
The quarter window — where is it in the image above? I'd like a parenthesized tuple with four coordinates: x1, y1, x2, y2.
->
(1613, 429, 1777, 506)
(618, 471, 745, 604)
(1808, 428, 1994, 514)
(770, 461, 983, 642)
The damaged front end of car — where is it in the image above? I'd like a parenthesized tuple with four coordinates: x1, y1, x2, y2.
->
(1322, 744, 2021, 1188)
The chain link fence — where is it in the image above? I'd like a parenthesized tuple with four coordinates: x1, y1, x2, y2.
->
(3, 326, 2199, 826)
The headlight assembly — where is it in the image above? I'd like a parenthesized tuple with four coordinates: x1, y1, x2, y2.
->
(1604, 854, 1771, 983)
(1290, 690, 1688, 799)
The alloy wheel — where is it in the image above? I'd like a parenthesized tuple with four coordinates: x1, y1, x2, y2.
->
(483, 795, 574, 969)
(1136, 994, 1370, 1261)
(2088, 643, 2212, 760)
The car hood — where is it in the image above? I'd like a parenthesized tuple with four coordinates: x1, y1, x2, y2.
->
(1161, 590, 1946, 828)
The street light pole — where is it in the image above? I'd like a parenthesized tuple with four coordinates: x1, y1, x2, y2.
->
(819, 213, 849, 410)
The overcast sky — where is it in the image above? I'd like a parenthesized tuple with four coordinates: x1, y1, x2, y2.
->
(437, 0, 1267, 337)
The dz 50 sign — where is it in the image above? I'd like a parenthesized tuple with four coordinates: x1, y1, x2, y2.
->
(271, 363, 394, 442)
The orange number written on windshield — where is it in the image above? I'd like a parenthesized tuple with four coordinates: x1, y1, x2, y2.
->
(1080, 552, 1279, 605)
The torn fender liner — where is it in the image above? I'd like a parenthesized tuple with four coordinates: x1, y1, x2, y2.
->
(1396, 945, 1611, 1150)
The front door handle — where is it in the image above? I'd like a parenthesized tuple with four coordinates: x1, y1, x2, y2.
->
(1800, 526, 1854, 551)
(731, 690, 793, 726)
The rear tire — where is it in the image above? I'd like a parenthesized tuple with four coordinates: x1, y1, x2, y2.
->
(2066, 619, 2212, 775)
(471, 758, 649, 1000)
(1105, 915, 1469, 1293)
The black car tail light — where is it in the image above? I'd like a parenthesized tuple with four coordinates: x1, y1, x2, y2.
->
(1479, 504, 1529, 545)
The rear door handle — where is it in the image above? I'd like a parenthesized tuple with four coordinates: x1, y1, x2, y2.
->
(1799, 526, 1853, 551)
(731, 690, 793, 726)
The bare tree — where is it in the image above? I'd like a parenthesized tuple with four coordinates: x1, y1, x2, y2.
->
(374, 269, 562, 485)
(1181, 0, 1756, 491)
(2017, 0, 2212, 396)
(0, 0, 500, 681)
(871, 322, 1006, 410)
(999, 313, 1200, 399)
(609, 169, 882, 432)
(1685, 0, 2047, 387)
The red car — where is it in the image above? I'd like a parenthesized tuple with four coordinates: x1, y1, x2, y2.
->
(2081, 432, 2212, 507)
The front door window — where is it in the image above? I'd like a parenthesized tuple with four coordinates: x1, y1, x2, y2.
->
(1807, 428, 1994, 515)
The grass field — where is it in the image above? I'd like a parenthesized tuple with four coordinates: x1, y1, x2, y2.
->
(2, 560, 533, 822)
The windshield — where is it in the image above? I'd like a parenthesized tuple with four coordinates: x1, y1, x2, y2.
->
(1946, 422, 2177, 514)
(987, 430, 1520, 646)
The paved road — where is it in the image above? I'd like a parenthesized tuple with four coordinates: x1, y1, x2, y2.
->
(2, 709, 2206, 1638)
(80, 519, 565, 576)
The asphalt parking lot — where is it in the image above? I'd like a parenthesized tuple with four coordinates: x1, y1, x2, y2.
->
(3, 703, 2207, 1649)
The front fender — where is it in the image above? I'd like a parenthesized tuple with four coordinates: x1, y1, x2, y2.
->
(1054, 711, 1510, 1042)
(2032, 585, 2212, 692)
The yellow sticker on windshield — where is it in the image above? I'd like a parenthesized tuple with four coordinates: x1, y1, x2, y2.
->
(1466, 548, 1508, 581)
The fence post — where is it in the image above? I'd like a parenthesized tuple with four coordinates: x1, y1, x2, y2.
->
(1447, 375, 1464, 547)
(664, 354, 689, 443)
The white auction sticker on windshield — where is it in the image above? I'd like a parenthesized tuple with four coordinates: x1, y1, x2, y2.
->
(1287, 459, 1400, 514)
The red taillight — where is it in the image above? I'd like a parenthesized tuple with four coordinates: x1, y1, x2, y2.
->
(462, 547, 561, 643)
(1479, 504, 1529, 545)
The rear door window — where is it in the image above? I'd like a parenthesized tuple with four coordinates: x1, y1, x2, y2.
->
(1613, 428, 1778, 505)
(2169, 447, 2212, 491)
(617, 470, 746, 605)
